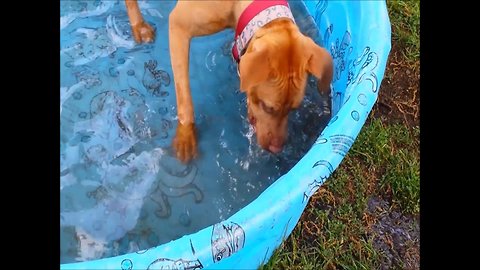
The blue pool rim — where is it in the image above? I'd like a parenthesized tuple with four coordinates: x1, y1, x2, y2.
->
(61, 1, 391, 269)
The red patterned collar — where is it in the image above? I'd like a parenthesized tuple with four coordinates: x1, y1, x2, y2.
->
(232, 0, 295, 63)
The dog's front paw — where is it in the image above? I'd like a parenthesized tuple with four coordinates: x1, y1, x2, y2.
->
(173, 122, 198, 163)
(131, 21, 155, 43)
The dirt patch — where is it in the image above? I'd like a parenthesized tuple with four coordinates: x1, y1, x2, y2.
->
(367, 42, 420, 269)
(367, 197, 420, 270)
(370, 44, 420, 128)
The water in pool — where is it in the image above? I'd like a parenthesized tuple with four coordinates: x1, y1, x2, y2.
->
(60, 0, 330, 263)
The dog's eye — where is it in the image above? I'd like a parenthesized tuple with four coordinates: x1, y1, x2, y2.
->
(260, 101, 275, 114)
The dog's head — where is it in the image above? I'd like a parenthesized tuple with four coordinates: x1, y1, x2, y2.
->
(239, 19, 333, 153)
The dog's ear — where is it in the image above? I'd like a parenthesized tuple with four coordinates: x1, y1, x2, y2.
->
(239, 47, 270, 92)
(303, 37, 333, 94)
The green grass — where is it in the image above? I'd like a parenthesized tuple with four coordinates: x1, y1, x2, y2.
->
(387, 0, 420, 63)
(352, 120, 420, 214)
(260, 119, 420, 270)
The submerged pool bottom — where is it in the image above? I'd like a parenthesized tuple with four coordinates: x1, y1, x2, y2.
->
(60, 0, 330, 264)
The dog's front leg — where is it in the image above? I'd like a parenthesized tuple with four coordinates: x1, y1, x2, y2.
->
(169, 10, 197, 163)
(125, 0, 155, 43)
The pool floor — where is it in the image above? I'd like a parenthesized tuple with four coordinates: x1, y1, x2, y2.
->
(60, 0, 330, 263)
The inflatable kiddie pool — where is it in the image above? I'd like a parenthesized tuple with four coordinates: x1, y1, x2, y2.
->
(60, 0, 390, 269)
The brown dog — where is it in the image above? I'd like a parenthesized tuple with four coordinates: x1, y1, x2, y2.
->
(125, 0, 333, 163)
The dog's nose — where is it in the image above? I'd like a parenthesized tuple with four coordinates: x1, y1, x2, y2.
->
(268, 138, 284, 154)
(268, 144, 283, 154)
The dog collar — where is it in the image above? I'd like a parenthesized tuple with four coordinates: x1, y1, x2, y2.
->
(232, 0, 295, 64)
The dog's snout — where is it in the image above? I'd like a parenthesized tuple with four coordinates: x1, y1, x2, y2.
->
(266, 137, 284, 154)
(268, 144, 283, 154)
